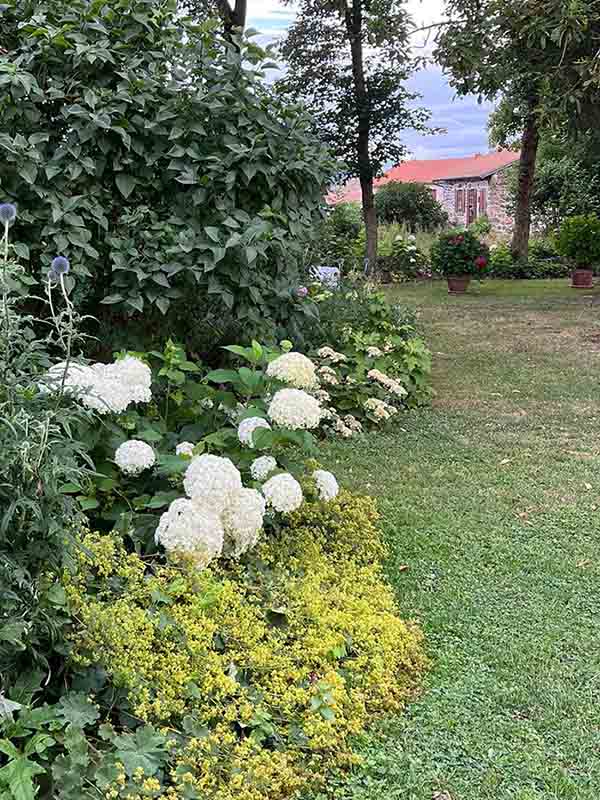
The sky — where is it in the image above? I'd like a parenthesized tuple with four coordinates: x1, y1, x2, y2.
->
(247, 0, 495, 162)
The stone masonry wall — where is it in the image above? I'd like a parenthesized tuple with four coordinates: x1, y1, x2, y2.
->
(487, 169, 514, 234)
(433, 179, 488, 227)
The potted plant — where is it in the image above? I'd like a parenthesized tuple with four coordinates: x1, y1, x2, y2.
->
(556, 214, 600, 289)
(430, 229, 489, 294)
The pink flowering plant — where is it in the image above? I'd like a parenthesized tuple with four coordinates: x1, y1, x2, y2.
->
(430, 228, 489, 277)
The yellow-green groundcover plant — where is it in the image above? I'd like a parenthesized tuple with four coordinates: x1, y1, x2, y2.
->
(64, 492, 426, 800)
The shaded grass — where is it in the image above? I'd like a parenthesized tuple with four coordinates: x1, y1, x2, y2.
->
(318, 280, 600, 799)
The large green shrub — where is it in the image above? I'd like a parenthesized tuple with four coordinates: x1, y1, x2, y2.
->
(374, 181, 448, 231)
(310, 203, 364, 273)
(0, 0, 335, 344)
(556, 214, 600, 268)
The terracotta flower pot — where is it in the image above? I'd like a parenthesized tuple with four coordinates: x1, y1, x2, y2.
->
(447, 275, 471, 294)
(571, 268, 593, 289)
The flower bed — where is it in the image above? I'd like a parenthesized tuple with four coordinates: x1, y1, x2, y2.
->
(0, 210, 428, 799)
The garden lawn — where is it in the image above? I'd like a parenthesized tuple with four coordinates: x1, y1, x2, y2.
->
(320, 279, 600, 800)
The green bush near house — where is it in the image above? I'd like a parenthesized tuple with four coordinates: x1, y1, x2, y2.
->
(374, 181, 448, 231)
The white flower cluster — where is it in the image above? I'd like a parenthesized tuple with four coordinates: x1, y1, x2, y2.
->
(324, 410, 362, 438)
(238, 416, 271, 447)
(156, 454, 276, 567)
(176, 442, 195, 457)
(366, 346, 383, 358)
(317, 346, 347, 364)
(268, 388, 322, 430)
(318, 366, 339, 386)
(222, 488, 266, 557)
(364, 397, 398, 422)
(266, 352, 318, 389)
(183, 454, 243, 512)
(41, 356, 152, 415)
(313, 469, 339, 501)
(313, 389, 331, 404)
(155, 499, 223, 570)
(367, 369, 408, 399)
(114, 439, 156, 476)
(262, 473, 303, 513)
(250, 455, 278, 481)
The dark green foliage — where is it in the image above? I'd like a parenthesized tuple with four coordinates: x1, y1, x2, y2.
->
(430, 229, 489, 278)
(557, 215, 600, 268)
(0, 0, 335, 344)
(309, 203, 364, 273)
(488, 240, 570, 279)
(374, 182, 448, 231)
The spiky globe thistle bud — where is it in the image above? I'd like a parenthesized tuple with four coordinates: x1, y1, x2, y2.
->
(51, 256, 70, 275)
(0, 203, 17, 224)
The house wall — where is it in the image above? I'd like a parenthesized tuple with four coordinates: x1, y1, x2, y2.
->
(487, 170, 513, 234)
(433, 170, 514, 233)
(434, 179, 488, 227)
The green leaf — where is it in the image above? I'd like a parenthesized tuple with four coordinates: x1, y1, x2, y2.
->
(112, 726, 168, 777)
(100, 293, 124, 305)
(77, 496, 99, 511)
(205, 369, 239, 384)
(115, 174, 137, 199)
(0, 752, 46, 800)
(57, 693, 100, 730)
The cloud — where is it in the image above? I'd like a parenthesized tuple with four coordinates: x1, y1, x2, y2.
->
(248, 0, 495, 159)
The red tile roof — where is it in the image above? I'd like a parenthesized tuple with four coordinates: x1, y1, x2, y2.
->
(327, 150, 520, 205)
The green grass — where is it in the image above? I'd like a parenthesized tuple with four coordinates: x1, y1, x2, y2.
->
(320, 279, 600, 800)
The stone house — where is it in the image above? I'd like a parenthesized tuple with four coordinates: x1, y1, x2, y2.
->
(328, 150, 520, 234)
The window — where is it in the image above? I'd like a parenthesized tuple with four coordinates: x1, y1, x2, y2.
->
(455, 189, 465, 213)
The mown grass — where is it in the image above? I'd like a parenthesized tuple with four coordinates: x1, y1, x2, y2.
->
(320, 280, 600, 800)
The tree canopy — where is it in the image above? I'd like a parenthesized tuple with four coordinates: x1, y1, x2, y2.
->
(278, 0, 431, 267)
(436, 0, 600, 259)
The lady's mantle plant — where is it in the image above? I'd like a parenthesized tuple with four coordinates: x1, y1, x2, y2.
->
(430, 228, 490, 277)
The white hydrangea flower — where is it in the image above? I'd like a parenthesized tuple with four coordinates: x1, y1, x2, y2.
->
(40, 361, 95, 397)
(367, 369, 408, 399)
(317, 346, 347, 364)
(344, 414, 363, 433)
(318, 365, 339, 386)
(364, 397, 398, 421)
(41, 356, 153, 414)
(222, 488, 266, 557)
(237, 416, 271, 447)
(184, 454, 242, 513)
(266, 352, 318, 389)
(366, 346, 383, 358)
(250, 455, 278, 481)
(313, 469, 339, 501)
(313, 389, 331, 404)
(114, 439, 156, 476)
(334, 418, 353, 438)
(155, 498, 223, 569)
(262, 473, 303, 513)
(201, 397, 214, 409)
(176, 442, 195, 457)
(111, 356, 152, 404)
(267, 388, 322, 430)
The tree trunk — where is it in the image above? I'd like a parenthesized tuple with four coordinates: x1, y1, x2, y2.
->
(345, 0, 377, 272)
(511, 96, 540, 261)
(216, 0, 247, 35)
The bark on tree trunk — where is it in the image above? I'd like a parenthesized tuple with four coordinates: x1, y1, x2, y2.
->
(216, 0, 247, 35)
(511, 96, 540, 261)
(345, 0, 377, 272)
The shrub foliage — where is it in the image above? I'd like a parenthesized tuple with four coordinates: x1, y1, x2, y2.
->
(0, 0, 335, 341)
(374, 182, 448, 231)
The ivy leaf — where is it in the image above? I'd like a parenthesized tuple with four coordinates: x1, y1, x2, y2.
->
(115, 174, 137, 199)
